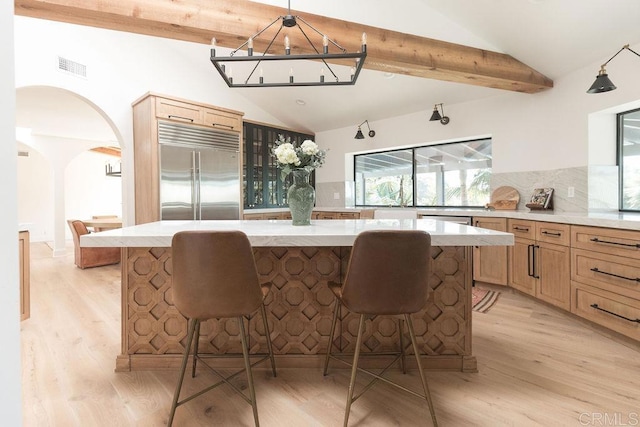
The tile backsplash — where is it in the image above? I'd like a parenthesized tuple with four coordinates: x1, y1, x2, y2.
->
(316, 165, 619, 213)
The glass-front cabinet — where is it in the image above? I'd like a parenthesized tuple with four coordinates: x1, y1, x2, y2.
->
(243, 122, 314, 209)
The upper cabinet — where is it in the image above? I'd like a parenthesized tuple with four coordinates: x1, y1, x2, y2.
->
(153, 95, 242, 131)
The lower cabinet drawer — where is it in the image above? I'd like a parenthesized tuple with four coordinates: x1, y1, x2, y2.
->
(572, 248, 640, 300)
(571, 281, 640, 341)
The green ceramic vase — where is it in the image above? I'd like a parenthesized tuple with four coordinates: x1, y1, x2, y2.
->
(287, 169, 315, 225)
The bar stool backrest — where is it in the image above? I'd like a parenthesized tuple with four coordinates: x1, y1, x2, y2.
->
(171, 230, 263, 319)
(340, 230, 431, 315)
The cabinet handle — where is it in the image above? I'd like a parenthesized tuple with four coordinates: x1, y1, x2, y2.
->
(541, 230, 562, 237)
(590, 267, 640, 283)
(590, 304, 640, 323)
(590, 237, 640, 248)
(168, 114, 194, 122)
(212, 123, 235, 129)
(532, 245, 540, 279)
(513, 226, 530, 232)
(527, 244, 535, 277)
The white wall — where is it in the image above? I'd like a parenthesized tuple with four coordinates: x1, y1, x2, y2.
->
(315, 42, 640, 184)
(1, 1, 22, 425)
(17, 142, 53, 241)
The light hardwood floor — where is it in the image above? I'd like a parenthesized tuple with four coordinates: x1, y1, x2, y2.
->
(22, 242, 640, 426)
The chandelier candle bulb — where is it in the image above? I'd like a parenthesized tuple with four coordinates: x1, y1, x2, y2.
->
(362, 32, 367, 52)
(320, 67, 325, 83)
(259, 68, 264, 84)
(247, 37, 253, 56)
(323, 35, 329, 54)
(350, 66, 355, 80)
(290, 67, 294, 83)
(285, 35, 290, 55)
(210, 37, 216, 56)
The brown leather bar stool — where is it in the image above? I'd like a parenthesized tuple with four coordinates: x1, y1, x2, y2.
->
(168, 230, 277, 427)
(323, 230, 438, 427)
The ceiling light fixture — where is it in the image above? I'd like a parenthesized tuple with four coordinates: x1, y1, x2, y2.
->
(429, 103, 450, 125)
(210, 0, 367, 88)
(587, 44, 640, 94)
(354, 120, 376, 139)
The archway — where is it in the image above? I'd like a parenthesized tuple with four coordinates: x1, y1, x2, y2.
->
(16, 86, 124, 256)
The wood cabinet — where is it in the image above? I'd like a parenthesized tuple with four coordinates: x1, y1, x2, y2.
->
(154, 96, 242, 130)
(243, 210, 372, 220)
(19, 230, 30, 321)
(472, 217, 508, 286)
(508, 219, 571, 310)
(570, 225, 640, 341)
(243, 211, 291, 220)
(132, 93, 244, 224)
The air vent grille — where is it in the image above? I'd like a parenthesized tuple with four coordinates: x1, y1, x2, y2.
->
(18, 151, 30, 157)
(158, 121, 239, 152)
(57, 56, 87, 78)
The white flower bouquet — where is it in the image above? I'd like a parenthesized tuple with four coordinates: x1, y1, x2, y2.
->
(272, 134, 327, 181)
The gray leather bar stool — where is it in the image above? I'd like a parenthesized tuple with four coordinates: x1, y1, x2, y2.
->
(168, 230, 277, 427)
(323, 230, 438, 427)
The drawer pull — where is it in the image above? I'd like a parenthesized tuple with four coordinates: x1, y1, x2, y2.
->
(590, 267, 640, 283)
(590, 237, 640, 248)
(590, 303, 640, 323)
(168, 114, 194, 122)
(513, 226, 530, 232)
(541, 230, 562, 237)
(212, 123, 235, 129)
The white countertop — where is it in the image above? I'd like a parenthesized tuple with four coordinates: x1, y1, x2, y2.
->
(418, 209, 640, 230)
(80, 219, 514, 248)
(243, 207, 640, 231)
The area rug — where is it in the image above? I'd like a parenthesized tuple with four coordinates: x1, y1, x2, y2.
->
(472, 287, 500, 313)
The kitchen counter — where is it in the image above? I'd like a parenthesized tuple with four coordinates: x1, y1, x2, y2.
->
(81, 219, 512, 373)
(81, 218, 513, 248)
(418, 208, 640, 230)
(244, 207, 640, 231)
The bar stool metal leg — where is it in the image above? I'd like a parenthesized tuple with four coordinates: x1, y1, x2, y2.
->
(191, 320, 201, 378)
(398, 318, 406, 374)
(405, 314, 438, 427)
(168, 318, 197, 427)
(323, 298, 340, 376)
(239, 316, 260, 427)
(343, 314, 366, 427)
(260, 304, 277, 377)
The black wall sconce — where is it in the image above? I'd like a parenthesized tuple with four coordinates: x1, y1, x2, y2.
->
(354, 120, 376, 139)
(587, 44, 640, 94)
(429, 103, 450, 125)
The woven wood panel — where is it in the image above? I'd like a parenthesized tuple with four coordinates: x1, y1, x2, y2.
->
(122, 245, 471, 364)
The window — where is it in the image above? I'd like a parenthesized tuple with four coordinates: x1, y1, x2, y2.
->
(354, 138, 492, 207)
(243, 122, 314, 209)
(618, 108, 640, 211)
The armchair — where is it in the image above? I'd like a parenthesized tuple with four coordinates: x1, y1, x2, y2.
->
(67, 220, 121, 269)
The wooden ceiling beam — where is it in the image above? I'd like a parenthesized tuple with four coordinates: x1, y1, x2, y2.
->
(15, 0, 553, 93)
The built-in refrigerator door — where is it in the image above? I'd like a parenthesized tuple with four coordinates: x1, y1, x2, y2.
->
(160, 144, 197, 220)
(198, 147, 240, 220)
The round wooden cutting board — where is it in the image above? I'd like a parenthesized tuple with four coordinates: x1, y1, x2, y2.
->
(487, 186, 520, 210)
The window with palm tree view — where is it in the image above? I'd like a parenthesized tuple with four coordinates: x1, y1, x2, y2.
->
(618, 108, 640, 211)
(354, 138, 492, 207)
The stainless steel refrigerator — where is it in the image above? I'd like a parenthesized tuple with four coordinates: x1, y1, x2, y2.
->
(158, 121, 240, 220)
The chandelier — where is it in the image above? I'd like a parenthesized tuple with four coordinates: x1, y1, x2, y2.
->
(209, 1, 367, 88)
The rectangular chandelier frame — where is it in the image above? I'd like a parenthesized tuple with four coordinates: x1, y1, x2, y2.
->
(210, 12, 367, 88)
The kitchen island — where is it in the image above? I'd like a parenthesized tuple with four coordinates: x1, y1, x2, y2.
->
(81, 219, 513, 373)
